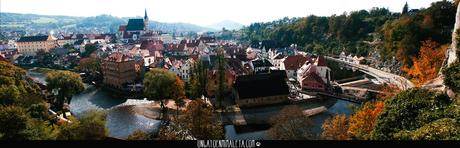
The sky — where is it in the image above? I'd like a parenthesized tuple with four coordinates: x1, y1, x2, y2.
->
(0, 0, 444, 26)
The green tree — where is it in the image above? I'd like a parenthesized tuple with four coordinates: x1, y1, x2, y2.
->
(372, 88, 459, 140)
(395, 118, 460, 140)
(46, 70, 84, 115)
(77, 57, 101, 81)
(161, 99, 223, 140)
(27, 101, 50, 120)
(443, 61, 460, 91)
(189, 60, 208, 99)
(23, 118, 58, 140)
(216, 47, 227, 109)
(0, 105, 29, 140)
(57, 109, 108, 140)
(0, 85, 20, 105)
(267, 106, 315, 140)
(143, 68, 185, 119)
(81, 44, 97, 58)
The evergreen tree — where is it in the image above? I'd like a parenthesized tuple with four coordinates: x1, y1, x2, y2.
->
(189, 60, 208, 99)
(216, 47, 227, 109)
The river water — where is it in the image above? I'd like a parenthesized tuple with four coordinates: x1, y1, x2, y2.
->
(27, 70, 161, 139)
(28, 58, 360, 140)
(225, 59, 362, 139)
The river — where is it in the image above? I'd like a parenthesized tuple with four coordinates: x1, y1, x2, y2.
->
(27, 69, 161, 139)
(27, 59, 361, 140)
(225, 59, 362, 139)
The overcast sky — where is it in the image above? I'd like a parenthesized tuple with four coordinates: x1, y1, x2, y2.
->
(0, 0, 444, 26)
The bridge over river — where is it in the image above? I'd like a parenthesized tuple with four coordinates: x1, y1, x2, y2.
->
(325, 56, 414, 90)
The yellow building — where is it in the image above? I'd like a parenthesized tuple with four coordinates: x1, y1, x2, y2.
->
(16, 35, 57, 56)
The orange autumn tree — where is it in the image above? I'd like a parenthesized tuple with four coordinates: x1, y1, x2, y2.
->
(321, 101, 385, 140)
(377, 83, 400, 100)
(347, 101, 384, 140)
(403, 40, 447, 86)
(321, 114, 350, 140)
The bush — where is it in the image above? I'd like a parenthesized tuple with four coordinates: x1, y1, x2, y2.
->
(372, 88, 459, 140)
(443, 61, 460, 91)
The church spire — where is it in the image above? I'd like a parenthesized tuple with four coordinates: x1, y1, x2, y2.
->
(144, 8, 149, 31)
(144, 8, 149, 20)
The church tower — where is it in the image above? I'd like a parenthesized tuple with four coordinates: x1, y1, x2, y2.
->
(144, 8, 149, 31)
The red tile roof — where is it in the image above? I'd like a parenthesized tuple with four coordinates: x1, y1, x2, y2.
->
(166, 44, 185, 51)
(104, 52, 132, 62)
(140, 40, 164, 51)
(283, 55, 310, 70)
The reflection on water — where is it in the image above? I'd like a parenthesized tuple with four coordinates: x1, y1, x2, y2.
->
(27, 71, 47, 85)
(225, 99, 357, 139)
(225, 125, 267, 140)
(27, 70, 160, 139)
(69, 85, 161, 139)
(106, 106, 160, 139)
(28, 68, 358, 140)
(225, 59, 362, 139)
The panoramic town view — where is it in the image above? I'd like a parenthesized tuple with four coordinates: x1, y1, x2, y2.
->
(0, 0, 460, 143)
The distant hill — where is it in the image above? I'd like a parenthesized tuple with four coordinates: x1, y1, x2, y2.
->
(208, 20, 244, 31)
(0, 12, 216, 33)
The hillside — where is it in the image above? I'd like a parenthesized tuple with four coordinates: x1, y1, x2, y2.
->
(240, 1, 456, 85)
(207, 20, 244, 30)
(0, 12, 216, 33)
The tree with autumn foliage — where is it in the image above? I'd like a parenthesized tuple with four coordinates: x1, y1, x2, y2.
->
(268, 106, 315, 140)
(159, 99, 224, 140)
(403, 40, 447, 86)
(321, 101, 384, 140)
(143, 68, 185, 120)
(348, 101, 384, 140)
(377, 83, 400, 100)
(172, 76, 186, 117)
(321, 114, 350, 140)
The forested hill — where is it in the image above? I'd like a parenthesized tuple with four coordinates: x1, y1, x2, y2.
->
(0, 13, 216, 33)
(240, 0, 456, 61)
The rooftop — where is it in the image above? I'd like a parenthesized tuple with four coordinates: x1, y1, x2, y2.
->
(235, 72, 289, 99)
(126, 19, 145, 31)
(104, 52, 133, 63)
(283, 55, 311, 70)
(17, 35, 50, 42)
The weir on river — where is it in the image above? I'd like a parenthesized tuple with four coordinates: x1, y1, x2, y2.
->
(26, 70, 161, 139)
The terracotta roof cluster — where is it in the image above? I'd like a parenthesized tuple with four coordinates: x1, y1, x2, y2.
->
(104, 52, 132, 63)
(283, 55, 311, 70)
(298, 63, 324, 84)
(140, 40, 164, 51)
(166, 44, 185, 51)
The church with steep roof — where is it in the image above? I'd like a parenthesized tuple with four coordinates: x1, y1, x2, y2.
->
(117, 9, 151, 42)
